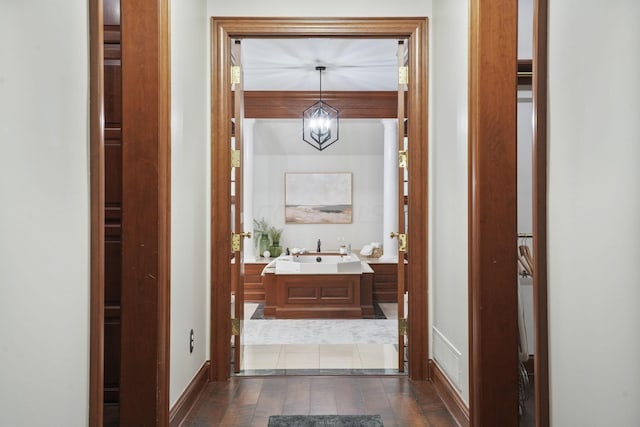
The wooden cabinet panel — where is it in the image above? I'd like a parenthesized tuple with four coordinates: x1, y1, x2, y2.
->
(274, 274, 362, 319)
(243, 263, 267, 302)
(369, 263, 401, 302)
(104, 59, 121, 127)
(104, 316, 120, 404)
(105, 240, 121, 304)
(105, 144, 121, 205)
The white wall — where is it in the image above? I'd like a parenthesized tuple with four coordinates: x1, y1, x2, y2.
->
(170, 0, 210, 408)
(548, 1, 640, 425)
(431, 0, 469, 404)
(208, 0, 431, 17)
(518, 0, 534, 59)
(518, 90, 534, 234)
(252, 120, 384, 253)
(0, 1, 90, 426)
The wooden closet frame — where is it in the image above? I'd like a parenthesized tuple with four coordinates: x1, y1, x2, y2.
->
(89, 0, 171, 425)
(468, 0, 548, 425)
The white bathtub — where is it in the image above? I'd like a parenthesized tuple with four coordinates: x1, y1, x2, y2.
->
(275, 254, 362, 274)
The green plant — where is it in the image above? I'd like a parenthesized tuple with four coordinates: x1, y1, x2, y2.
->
(268, 226, 283, 245)
(253, 218, 269, 247)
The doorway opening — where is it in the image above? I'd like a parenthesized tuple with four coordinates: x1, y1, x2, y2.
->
(230, 37, 409, 376)
(209, 17, 429, 382)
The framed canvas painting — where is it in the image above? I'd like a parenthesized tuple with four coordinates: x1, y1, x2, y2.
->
(285, 172, 353, 224)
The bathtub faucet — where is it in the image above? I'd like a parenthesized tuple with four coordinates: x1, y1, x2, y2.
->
(317, 239, 321, 253)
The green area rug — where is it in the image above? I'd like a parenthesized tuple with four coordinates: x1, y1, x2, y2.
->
(268, 415, 383, 427)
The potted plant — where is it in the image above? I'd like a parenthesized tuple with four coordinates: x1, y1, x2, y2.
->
(268, 225, 284, 257)
(253, 218, 270, 257)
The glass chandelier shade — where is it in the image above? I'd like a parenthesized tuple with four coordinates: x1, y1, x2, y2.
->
(302, 66, 339, 151)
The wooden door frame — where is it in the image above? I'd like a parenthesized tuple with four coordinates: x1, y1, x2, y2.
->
(209, 17, 430, 381)
(119, 0, 171, 425)
(532, 0, 550, 424)
(89, 0, 171, 425)
(89, 0, 105, 425)
(468, 0, 519, 425)
(468, 0, 549, 426)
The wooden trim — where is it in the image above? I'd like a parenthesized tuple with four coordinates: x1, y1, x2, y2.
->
(210, 17, 430, 381)
(169, 361, 211, 427)
(396, 40, 407, 373)
(406, 17, 429, 381)
(429, 360, 470, 427)
(533, 0, 550, 425)
(468, 0, 519, 426)
(210, 18, 233, 382)
(212, 17, 429, 37)
(89, 0, 105, 425)
(158, 1, 172, 424)
(119, 0, 171, 424)
(241, 91, 406, 119)
(232, 40, 244, 374)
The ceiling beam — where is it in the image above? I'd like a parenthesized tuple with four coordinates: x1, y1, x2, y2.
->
(237, 91, 407, 119)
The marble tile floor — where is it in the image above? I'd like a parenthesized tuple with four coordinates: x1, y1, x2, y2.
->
(235, 302, 407, 375)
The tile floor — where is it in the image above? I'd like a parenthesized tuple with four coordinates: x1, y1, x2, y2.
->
(236, 302, 406, 374)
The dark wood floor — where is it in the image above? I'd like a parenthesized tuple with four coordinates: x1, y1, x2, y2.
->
(183, 376, 458, 427)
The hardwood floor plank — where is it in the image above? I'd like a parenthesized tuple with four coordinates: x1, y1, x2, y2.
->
(387, 393, 429, 426)
(359, 378, 398, 427)
(182, 375, 457, 426)
(425, 409, 459, 427)
(218, 378, 262, 426)
(382, 376, 414, 396)
(185, 380, 237, 425)
(282, 377, 311, 415)
(411, 380, 448, 412)
(334, 377, 367, 415)
(309, 377, 338, 415)
(252, 377, 287, 422)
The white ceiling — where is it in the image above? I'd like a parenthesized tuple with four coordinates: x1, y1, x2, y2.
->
(239, 38, 404, 91)
(240, 39, 400, 154)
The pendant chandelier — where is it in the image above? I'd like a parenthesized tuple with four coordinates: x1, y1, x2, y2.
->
(302, 66, 339, 151)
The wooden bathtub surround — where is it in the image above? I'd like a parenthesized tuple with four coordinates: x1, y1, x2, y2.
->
(262, 269, 374, 319)
(242, 260, 403, 307)
(263, 273, 365, 319)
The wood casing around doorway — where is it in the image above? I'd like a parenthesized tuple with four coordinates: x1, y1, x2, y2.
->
(210, 17, 429, 381)
(532, 0, 550, 424)
(89, 0, 105, 425)
(468, 0, 519, 425)
(119, 0, 171, 425)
